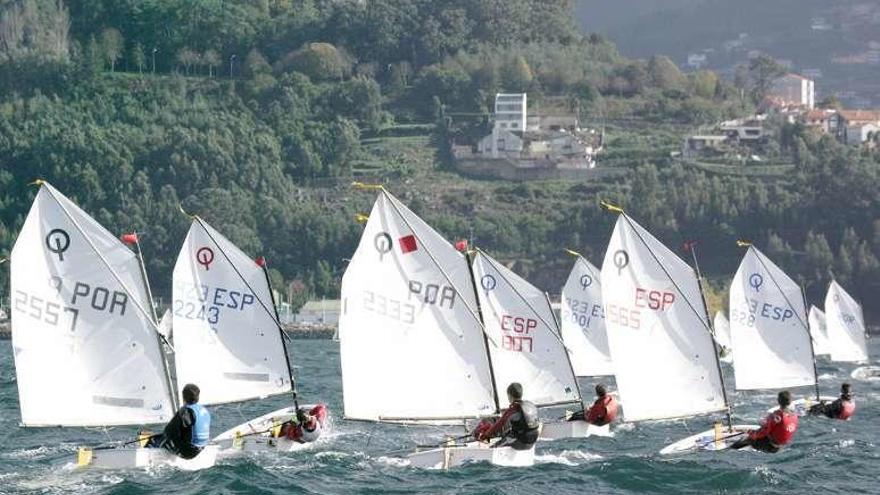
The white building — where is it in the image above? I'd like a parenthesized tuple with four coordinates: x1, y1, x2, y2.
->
(293, 299, 340, 325)
(476, 128, 523, 158)
(494, 93, 527, 132)
(769, 73, 815, 109)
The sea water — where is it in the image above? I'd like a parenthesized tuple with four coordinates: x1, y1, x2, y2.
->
(0, 339, 877, 494)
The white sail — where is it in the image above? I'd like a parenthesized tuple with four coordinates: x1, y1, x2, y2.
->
(158, 308, 173, 341)
(560, 256, 613, 376)
(10, 183, 174, 426)
(472, 251, 580, 407)
(825, 281, 869, 363)
(172, 219, 292, 406)
(728, 246, 815, 390)
(600, 214, 726, 422)
(712, 312, 732, 352)
(808, 306, 830, 356)
(339, 191, 496, 422)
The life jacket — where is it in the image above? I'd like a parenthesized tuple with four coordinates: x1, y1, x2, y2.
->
(509, 400, 539, 443)
(281, 404, 328, 443)
(186, 403, 211, 447)
(837, 399, 855, 420)
(767, 409, 797, 446)
(587, 395, 618, 426)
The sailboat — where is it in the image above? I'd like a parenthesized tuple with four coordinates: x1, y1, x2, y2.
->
(168, 216, 325, 453)
(825, 281, 869, 364)
(728, 245, 832, 416)
(470, 250, 584, 441)
(712, 312, 734, 363)
(341, 187, 575, 468)
(10, 181, 217, 470)
(588, 204, 754, 455)
(808, 306, 831, 357)
(552, 251, 616, 438)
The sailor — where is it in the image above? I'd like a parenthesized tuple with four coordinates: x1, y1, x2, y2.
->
(146, 383, 211, 459)
(808, 383, 855, 420)
(278, 404, 328, 443)
(567, 384, 619, 426)
(474, 382, 539, 450)
(731, 390, 798, 453)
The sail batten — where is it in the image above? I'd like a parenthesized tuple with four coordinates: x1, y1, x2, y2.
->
(472, 251, 581, 408)
(340, 192, 496, 422)
(12, 183, 175, 427)
(825, 281, 868, 363)
(172, 219, 292, 406)
(601, 214, 727, 422)
(560, 256, 613, 377)
(729, 246, 815, 390)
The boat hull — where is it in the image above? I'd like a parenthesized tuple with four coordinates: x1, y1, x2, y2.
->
(74, 445, 219, 471)
(213, 404, 326, 455)
(851, 366, 880, 381)
(766, 396, 837, 417)
(407, 441, 535, 469)
(659, 424, 758, 455)
(538, 419, 611, 441)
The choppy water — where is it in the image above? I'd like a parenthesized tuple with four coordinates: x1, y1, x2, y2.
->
(1, 339, 878, 494)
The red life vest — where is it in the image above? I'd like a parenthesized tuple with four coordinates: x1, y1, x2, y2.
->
(837, 400, 855, 420)
(587, 395, 619, 426)
(767, 409, 798, 446)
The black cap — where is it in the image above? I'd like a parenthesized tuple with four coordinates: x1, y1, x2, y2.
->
(507, 382, 523, 400)
(778, 390, 791, 408)
(595, 384, 607, 396)
(182, 383, 200, 404)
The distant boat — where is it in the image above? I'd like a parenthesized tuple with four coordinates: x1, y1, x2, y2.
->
(712, 311, 733, 363)
(559, 254, 614, 377)
(824, 281, 869, 363)
(808, 305, 831, 357)
(10, 181, 217, 470)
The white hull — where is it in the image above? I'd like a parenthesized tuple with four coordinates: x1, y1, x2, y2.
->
(538, 420, 611, 441)
(659, 424, 758, 455)
(766, 397, 837, 417)
(213, 405, 325, 455)
(407, 441, 535, 469)
(74, 445, 219, 471)
(850, 366, 880, 381)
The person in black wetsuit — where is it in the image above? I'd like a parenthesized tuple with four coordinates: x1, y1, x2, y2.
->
(146, 383, 211, 459)
(474, 382, 540, 450)
(809, 383, 855, 420)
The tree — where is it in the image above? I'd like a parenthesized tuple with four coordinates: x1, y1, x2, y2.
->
(501, 55, 533, 92)
(648, 55, 685, 90)
(276, 42, 352, 81)
(100, 27, 123, 72)
(692, 70, 718, 99)
(130, 42, 145, 73)
(202, 49, 220, 77)
(748, 55, 784, 104)
(176, 48, 199, 75)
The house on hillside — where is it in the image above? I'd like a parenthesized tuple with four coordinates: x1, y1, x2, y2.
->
(801, 109, 838, 134)
(831, 110, 880, 145)
(719, 115, 767, 142)
(456, 93, 603, 179)
(768, 73, 815, 109)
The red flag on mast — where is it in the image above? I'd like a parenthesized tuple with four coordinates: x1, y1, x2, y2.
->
(120, 233, 139, 245)
(255, 256, 267, 267)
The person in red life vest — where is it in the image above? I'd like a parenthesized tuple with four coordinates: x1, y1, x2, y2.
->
(809, 383, 855, 420)
(473, 383, 540, 450)
(567, 384, 618, 426)
(278, 404, 328, 443)
(731, 390, 798, 453)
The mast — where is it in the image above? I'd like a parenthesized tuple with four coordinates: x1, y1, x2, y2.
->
(257, 255, 300, 410)
(465, 249, 501, 413)
(686, 241, 733, 429)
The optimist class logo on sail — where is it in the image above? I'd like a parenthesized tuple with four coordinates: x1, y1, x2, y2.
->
(173, 246, 256, 328)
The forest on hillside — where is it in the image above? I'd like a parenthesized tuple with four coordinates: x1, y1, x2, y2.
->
(0, 1, 877, 316)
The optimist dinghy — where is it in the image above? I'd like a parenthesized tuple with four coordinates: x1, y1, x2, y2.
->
(10, 181, 216, 470)
(341, 186, 561, 468)
(825, 281, 869, 364)
(171, 216, 329, 456)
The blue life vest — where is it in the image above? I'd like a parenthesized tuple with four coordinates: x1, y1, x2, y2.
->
(186, 403, 211, 447)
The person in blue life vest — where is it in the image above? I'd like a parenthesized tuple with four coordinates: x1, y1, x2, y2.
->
(146, 383, 211, 459)
(473, 382, 540, 450)
(809, 383, 856, 420)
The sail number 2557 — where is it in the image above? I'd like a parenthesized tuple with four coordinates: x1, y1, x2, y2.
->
(13, 290, 79, 333)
